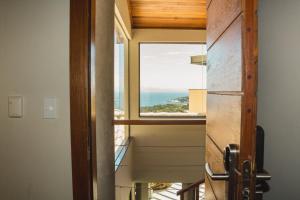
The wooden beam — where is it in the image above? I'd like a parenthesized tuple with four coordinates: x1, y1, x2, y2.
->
(70, 0, 94, 199)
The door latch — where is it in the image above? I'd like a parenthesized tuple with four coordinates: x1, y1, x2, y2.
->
(255, 126, 272, 199)
(242, 160, 251, 200)
(206, 126, 271, 199)
(241, 126, 272, 200)
(241, 161, 271, 200)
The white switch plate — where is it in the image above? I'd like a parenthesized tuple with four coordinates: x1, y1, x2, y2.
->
(8, 96, 23, 118)
(43, 97, 57, 119)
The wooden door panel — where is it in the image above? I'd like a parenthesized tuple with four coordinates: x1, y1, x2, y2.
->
(206, 136, 224, 174)
(206, 136, 226, 199)
(206, 0, 258, 199)
(207, 0, 242, 49)
(205, 175, 217, 200)
(206, 0, 212, 8)
(207, 94, 241, 151)
(207, 175, 226, 200)
(207, 16, 242, 92)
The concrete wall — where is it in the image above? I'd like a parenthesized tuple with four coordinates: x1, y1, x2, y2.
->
(116, 144, 134, 200)
(258, 0, 300, 199)
(189, 89, 207, 115)
(114, 4, 134, 199)
(129, 29, 207, 183)
(0, 1, 73, 199)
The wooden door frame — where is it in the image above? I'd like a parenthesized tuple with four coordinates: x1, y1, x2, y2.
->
(70, 0, 96, 199)
(238, 0, 258, 198)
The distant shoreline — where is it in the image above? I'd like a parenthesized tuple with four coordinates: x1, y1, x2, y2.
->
(140, 91, 188, 107)
(114, 91, 189, 108)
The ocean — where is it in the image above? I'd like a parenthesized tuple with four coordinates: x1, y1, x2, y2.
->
(140, 91, 188, 107)
(114, 91, 188, 109)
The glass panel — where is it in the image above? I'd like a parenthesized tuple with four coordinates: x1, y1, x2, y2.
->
(114, 28, 126, 154)
(139, 43, 207, 117)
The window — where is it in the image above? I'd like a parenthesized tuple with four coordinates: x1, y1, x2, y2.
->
(114, 27, 127, 153)
(139, 43, 207, 117)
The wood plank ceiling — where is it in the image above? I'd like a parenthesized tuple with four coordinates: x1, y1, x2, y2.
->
(129, 0, 207, 29)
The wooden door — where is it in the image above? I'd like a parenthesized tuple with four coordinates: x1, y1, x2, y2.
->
(205, 0, 258, 199)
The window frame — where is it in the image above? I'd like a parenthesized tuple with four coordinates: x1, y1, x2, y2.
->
(138, 42, 207, 119)
(114, 19, 130, 156)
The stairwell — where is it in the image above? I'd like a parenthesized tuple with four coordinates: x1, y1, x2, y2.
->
(150, 183, 205, 200)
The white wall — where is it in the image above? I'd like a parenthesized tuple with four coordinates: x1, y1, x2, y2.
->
(129, 29, 207, 183)
(115, 0, 132, 38)
(258, 0, 300, 199)
(0, 1, 73, 199)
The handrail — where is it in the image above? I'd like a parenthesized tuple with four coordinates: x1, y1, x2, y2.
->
(176, 178, 205, 196)
(113, 119, 206, 125)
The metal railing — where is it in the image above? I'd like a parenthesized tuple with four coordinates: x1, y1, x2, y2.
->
(176, 179, 205, 200)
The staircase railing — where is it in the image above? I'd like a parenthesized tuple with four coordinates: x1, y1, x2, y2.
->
(115, 137, 132, 171)
(176, 179, 205, 200)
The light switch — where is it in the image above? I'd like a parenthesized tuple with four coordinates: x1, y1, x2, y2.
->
(43, 97, 57, 119)
(8, 96, 23, 118)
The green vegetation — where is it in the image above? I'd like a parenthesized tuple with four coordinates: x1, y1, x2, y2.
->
(140, 96, 189, 113)
(173, 96, 188, 104)
(140, 104, 188, 113)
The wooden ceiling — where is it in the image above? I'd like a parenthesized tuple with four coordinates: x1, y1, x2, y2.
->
(129, 0, 207, 29)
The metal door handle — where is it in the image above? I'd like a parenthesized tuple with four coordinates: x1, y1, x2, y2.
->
(205, 163, 229, 180)
(256, 170, 271, 181)
(205, 144, 238, 200)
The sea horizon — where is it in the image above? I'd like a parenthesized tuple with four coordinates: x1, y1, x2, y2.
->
(114, 90, 189, 109)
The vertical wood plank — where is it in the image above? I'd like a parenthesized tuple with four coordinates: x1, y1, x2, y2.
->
(90, 0, 97, 198)
(238, 0, 259, 198)
(70, 0, 93, 199)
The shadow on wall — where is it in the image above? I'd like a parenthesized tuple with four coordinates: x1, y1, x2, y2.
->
(258, 0, 300, 199)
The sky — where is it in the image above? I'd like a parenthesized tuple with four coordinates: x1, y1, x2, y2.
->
(140, 43, 207, 92)
(114, 41, 125, 93)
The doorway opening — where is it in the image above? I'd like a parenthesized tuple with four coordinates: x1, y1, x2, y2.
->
(70, 0, 211, 200)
